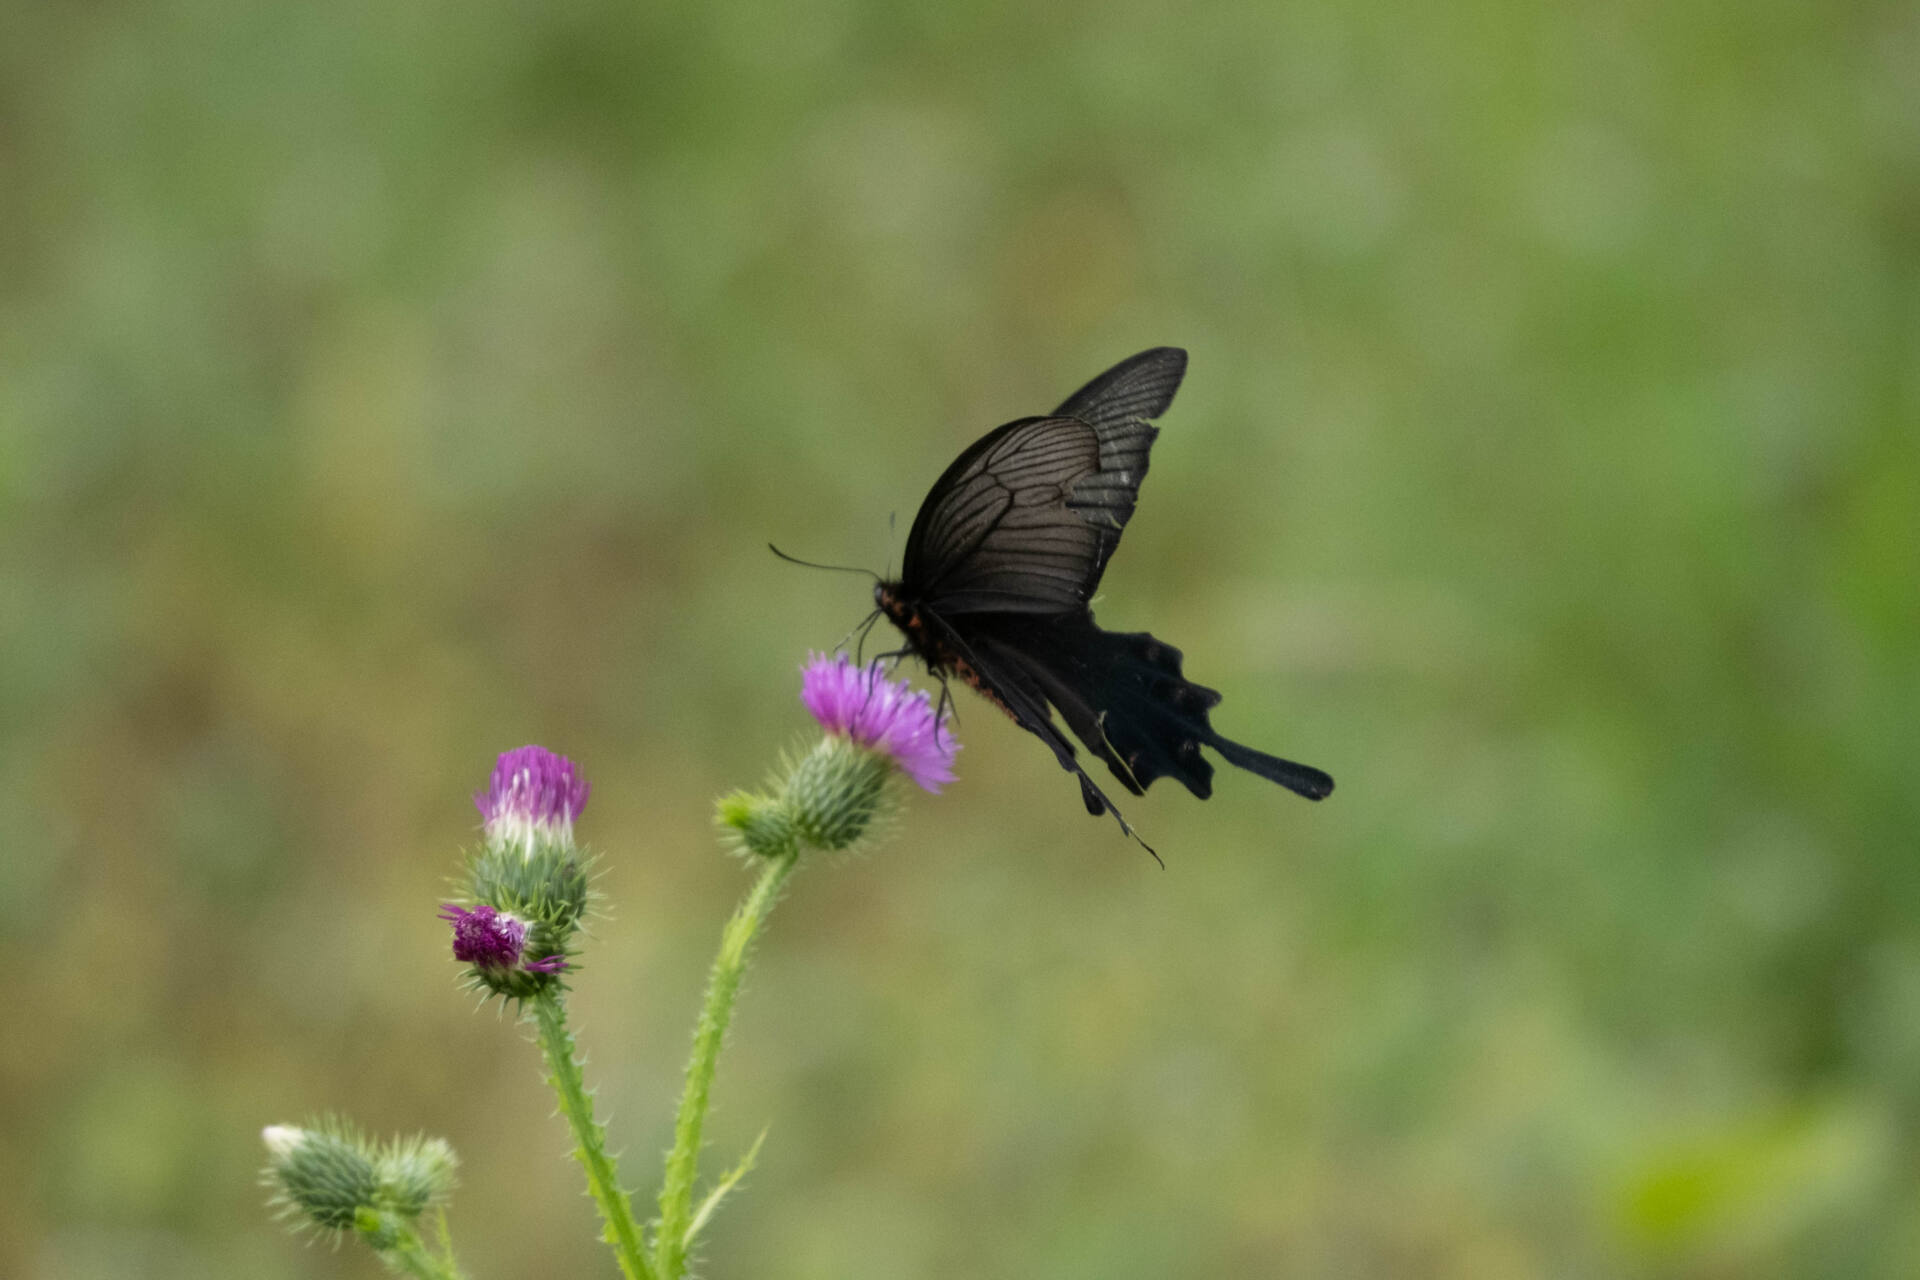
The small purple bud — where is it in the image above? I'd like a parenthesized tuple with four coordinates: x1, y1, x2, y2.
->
(474, 745, 590, 856)
(438, 903, 568, 976)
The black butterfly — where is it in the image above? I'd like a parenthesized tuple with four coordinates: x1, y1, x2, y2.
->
(869, 347, 1333, 850)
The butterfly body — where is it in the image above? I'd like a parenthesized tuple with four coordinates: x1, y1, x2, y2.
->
(875, 582, 1026, 724)
(875, 348, 1333, 844)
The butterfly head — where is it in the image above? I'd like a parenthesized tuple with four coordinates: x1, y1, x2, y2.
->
(877, 580, 950, 671)
(873, 582, 918, 631)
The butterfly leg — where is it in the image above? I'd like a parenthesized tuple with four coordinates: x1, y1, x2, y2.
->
(839, 608, 883, 664)
(862, 647, 914, 677)
(930, 671, 963, 749)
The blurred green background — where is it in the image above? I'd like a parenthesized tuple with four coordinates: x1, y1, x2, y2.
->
(4, 0, 1917, 1275)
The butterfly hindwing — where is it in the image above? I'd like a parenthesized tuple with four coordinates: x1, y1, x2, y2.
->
(972, 613, 1214, 798)
(971, 611, 1335, 804)
(919, 612, 1141, 836)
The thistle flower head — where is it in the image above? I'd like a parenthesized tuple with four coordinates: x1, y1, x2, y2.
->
(716, 655, 960, 858)
(475, 745, 589, 857)
(458, 747, 594, 973)
(800, 653, 957, 792)
(440, 902, 568, 979)
(260, 1118, 381, 1238)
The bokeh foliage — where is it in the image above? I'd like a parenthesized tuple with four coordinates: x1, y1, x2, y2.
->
(3, 0, 1917, 1275)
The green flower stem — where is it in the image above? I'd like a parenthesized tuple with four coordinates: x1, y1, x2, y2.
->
(355, 1212, 466, 1280)
(429, 1209, 465, 1280)
(376, 1229, 462, 1280)
(532, 991, 656, 1280)
(655, 851, 799, 1279)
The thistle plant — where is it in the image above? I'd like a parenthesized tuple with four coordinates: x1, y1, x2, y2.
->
(263, 654, 956, 1277)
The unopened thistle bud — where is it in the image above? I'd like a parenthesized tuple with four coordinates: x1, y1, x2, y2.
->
(373, 1133, 459, 1218)
(262, 1120, 459, 1249)
(717, 789, 798, 859)
(259, 1119, 383, 1238)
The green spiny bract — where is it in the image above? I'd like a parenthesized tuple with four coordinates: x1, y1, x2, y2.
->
(717, 789, 799, 859)
(263, 1120, 460, 1242)
(261, 1118, 385, 1239)
(782, 736, 893, 851)
(465, 837, 592, 934)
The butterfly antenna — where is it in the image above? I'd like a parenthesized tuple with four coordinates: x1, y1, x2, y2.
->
(767, 543, 880, 581)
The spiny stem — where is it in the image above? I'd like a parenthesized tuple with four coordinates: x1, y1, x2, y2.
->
(372, 1222, 464, 1280)
(430, 1208, 465, 1280)
(655, 852, 799, 1278)
(532, 991, 656, 1280)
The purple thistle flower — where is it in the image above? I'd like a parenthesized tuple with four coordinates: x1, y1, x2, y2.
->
(800, 653, 958, 793)
(475, 745, 590, 855)
(438, 903, 568, 975)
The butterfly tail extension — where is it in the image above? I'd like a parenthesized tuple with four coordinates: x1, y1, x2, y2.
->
(1206, 735, 1335, 801)
(973, 654, 1158, 859)
(1076, 774, 1161, 864)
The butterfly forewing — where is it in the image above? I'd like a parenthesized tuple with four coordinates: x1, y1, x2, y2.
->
(1051, 345, 1188, 430)
(902, 348, 1191, 616)
(902, 416, 1110, 615)
(1049, 345, 1185, 581)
